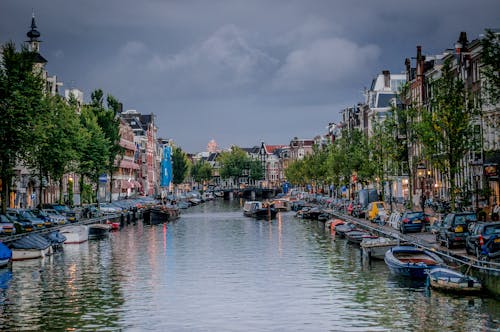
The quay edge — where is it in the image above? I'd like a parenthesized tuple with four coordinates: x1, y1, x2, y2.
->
(329, 211, 500, 298)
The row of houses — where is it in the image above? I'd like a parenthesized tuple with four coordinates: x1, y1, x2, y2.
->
(9, 15, 165, 208)
(194, 30, 499, 211)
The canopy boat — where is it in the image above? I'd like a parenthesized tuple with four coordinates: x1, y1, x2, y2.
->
(88, 224, 111, 239)
(144, 204, 181, 225)
(0, 242, 12, 267)
(243, 201, 277, 220)
(361, 237, 399, 260)
(384, 246, 444, 279)
(10, 234, 52, 260)
(427, 267, 482, 294)
(61, 225, 89, 244)
(243, 201, 262, 217)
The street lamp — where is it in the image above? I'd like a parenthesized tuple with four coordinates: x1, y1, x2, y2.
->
(470, 162, 483, 216)
(417, 163, 427, 210)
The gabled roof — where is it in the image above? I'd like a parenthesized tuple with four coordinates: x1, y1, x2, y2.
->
(264, 145, 288, 154)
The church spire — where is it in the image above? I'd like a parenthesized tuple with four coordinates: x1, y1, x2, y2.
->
(26, 11, 41, 52)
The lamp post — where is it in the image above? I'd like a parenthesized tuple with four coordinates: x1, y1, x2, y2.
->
(470, 161, 483, 216)
(417, 163, 427, 210)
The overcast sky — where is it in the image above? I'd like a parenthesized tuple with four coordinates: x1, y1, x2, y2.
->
(1, 1, 498, 152)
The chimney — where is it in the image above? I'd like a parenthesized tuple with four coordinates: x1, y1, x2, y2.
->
(382, 70, 390, 88)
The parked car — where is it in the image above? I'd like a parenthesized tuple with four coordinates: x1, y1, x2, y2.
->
(465, 222, 500, 257)
(46, 204, 79, 222)
(6, 208, 34, 232)
(31, 209, 57, 228)
(98, 203, 122, 214)
(16, 209, 46, 230)
(0, 214, 16, 236)
(435, 212, 477, 248)
(478, 234, 500, 261)
(365, 201, 387, 222)
(399, 211, 425, 234)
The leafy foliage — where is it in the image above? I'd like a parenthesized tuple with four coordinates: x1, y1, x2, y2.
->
(0, 42, 45, 212)
(172, 147, 190, 185)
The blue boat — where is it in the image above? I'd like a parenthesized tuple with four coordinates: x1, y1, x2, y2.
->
(384, 246, 443, 279)
(0, 242, 12, 267)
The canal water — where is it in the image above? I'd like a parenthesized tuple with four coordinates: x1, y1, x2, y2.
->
(0, 200, 498, 331)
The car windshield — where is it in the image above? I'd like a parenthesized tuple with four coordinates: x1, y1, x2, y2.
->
(406, 212, 422, 218)
(21, 210, 37, 218)
(0, 215, 11, 223)
(454, 216, 468, 225)
(484, 225, 500, 235)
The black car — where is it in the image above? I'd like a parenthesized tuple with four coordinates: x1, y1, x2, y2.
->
(465, 222, 500, 257)
(435, 212, 477, 248)
(399, 211, 425, 234)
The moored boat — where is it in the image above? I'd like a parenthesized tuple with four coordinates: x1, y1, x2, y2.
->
(43, 230, 67, 250)
(61, 225, 89, 244)
(243, 201, 262, 217)
(384, 245, 444, 279)
(0, 242, 12, 267)
(10, 234, 52, 260)
(427, 267, 482, 294)
(272, 199, 291, 212)
(345, 229, 377, 245)
(88, 224, 111, 239)
(335, 222, 357, 238)
(145, 205, 181, 224)
(361, 237, 399, 260)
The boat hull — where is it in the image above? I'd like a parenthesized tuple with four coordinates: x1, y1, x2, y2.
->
(428, 268, 482, 294)
(61, 225, 89, 244)
(384, 246, 443, 279)
(88, 224, 111, 239)
(11, 247, 51, 261)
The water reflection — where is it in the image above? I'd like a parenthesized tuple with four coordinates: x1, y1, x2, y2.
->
(0, 200, 497, 331)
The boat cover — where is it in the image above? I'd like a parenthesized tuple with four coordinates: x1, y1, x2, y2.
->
(0, 242, 12, 260)
(44, 231, 67, 244)
(10, 234, 50, 250)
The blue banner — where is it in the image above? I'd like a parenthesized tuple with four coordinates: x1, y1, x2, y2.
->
(160, 146, 172, 188)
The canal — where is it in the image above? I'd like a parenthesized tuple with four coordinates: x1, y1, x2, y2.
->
(0, 200, 498, 331)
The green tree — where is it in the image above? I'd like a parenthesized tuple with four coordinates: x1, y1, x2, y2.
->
(27, 94, 83, 205)
(78, 106, 110, 204)
(172, 147, 189, 186)
(0, 42, 44, 213)
(248, 159, 264, 182)
(89, 90, 124, 202)
(191, 160, 213, 185)
(481, 29, 500, 106)
(218, 146, 250, 187)
(415, 59, 477, 208)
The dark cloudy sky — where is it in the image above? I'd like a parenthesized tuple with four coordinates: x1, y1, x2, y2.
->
(1, 1, 498, 152)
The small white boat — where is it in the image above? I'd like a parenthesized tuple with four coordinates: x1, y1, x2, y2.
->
(88, 224, 111, 239)
(272, 199, 291, 212)
(427, 267, 482, 294)
(61, 225, 89, 244)
(10, 234, 52, 261)
(361, 237, 399, 260)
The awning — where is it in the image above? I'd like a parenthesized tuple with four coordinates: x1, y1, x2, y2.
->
(119, 159, 140, 170)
